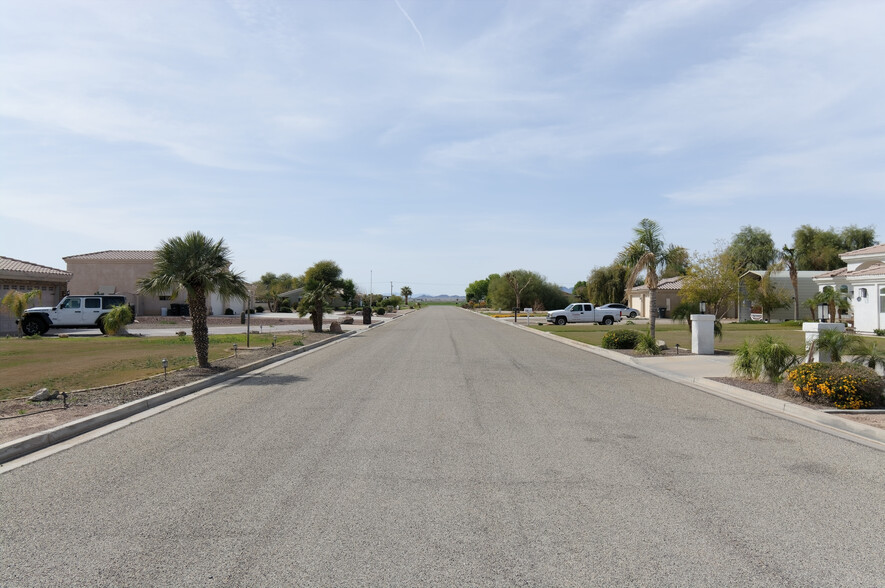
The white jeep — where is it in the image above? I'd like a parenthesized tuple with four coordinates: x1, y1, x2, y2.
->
(19, 295, 132, 336)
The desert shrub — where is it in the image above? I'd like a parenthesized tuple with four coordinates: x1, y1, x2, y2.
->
(601, 329, 640, 350)
(224, 308, 234, 315)
(816, 329, 859, 362)
(102, 304, 133, 335)
(850, 340, 885, 372)
(256, 305, 264, 313)
(375, 307, 386, 315)
(732, 335, 799, 383)
(787, 363, 884, 409)
(634, 332, 661, 355)
(279, 307, 292, 313)
(875, 329, 885, 337)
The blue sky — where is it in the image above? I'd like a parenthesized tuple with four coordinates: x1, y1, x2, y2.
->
(2, 0, 882, 297)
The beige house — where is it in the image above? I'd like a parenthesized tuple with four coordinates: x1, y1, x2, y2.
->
(64, 250, 247, 317)
(0, 256, 71, 335)
(628, 276, 686, 319)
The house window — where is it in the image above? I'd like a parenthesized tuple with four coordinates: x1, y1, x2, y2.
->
(159, 295, 171, 301)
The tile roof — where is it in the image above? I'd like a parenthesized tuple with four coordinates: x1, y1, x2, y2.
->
(840, 243, 885, 258)
(63, 250, 157, 261)
(846, 262, 885, 277)
(814, 267, 848, 279)
(631, 276, 684, 292)
(815, 263, 885, 279)
(0, 256, 72, 277)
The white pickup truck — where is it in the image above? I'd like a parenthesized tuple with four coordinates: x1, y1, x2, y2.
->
(546, 303, 623, 326)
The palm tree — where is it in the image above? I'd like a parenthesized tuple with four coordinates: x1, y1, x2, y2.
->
(1, 289, 42, 337)
(400, 286, 412, 306)
(780, 245, 800, 320)
(297, 260, 345, 332)
(137, 231, 248, 368)
(618, 219, 682, 340)
(812, 286, 851, 323)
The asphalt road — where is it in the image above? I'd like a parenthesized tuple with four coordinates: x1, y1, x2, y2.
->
(2, 306, 883, 586)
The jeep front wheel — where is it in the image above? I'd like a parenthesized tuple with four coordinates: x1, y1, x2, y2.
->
(21, 316, 45, 336)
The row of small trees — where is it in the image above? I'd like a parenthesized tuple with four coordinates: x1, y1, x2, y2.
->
(573, 222, 876, 334)
(465, 271, 569, 313)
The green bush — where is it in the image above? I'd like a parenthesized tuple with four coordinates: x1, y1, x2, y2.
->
(224, 308, 234, 315)
(732, 335, 799, 383)
(375, 307, 386, 315)
(101, 304, 134, 336)
(815, 329, 859, 362)
(875, 329, 885, 337)
(787, 363, 884, 409)
(256, 305, 264, 313)
(634, 332, 661, 355)
(601, 329, 640, 350)
(279, 307, 292, 313)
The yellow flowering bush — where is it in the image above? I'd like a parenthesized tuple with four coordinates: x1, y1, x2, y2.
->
(787, 363, 884, 409)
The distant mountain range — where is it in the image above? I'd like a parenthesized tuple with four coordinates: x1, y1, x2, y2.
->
(414, 294, 462, 302)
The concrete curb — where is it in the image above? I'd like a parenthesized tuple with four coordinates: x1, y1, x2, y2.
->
(482, 312, 885, 451)
(0, 330, 363, 465)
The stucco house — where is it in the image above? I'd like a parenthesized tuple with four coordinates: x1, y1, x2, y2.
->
(813, 244, 885, 335)
(64, 250, 247, 317)
(737, 270, 821, 322)
(627, 276, 686, 318)
(0, 256, 72, 335)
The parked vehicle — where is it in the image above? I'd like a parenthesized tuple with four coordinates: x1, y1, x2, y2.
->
(19, 295, 133, 336)
(598, 303, 639, 318)
(546, 303, 623, 326)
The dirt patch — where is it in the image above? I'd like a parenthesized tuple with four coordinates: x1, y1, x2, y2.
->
(0, 331, 333, 445)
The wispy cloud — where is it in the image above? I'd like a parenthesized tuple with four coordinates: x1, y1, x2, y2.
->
(393, 0, 426, 51)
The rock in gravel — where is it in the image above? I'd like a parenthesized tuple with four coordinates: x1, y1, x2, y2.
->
(329, 321, 343, 334)
(29, 388, 59, 402)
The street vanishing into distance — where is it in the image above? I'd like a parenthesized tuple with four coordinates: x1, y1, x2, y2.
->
(2, 306, 883, 586)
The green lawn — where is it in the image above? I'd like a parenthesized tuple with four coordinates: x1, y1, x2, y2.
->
(0, 333, 303, 401)
(532, 321, 851, 353)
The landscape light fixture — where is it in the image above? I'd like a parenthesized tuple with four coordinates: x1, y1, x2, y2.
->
(162, 358, 168, 380)
(675, 343, 680, 356)
(699, 301, 707, 314)
(233, 343, 238, 359)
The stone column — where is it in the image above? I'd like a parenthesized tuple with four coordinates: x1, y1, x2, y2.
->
(690, 314, 715, 355)
(803, 322, 845, 362)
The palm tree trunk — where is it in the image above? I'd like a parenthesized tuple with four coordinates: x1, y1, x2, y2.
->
(189, 288, 211, 368)
(649, 288, 657, 340)
(312, 300, 323, 332)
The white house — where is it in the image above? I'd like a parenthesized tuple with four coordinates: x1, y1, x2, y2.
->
(813, 244, 885, 334)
